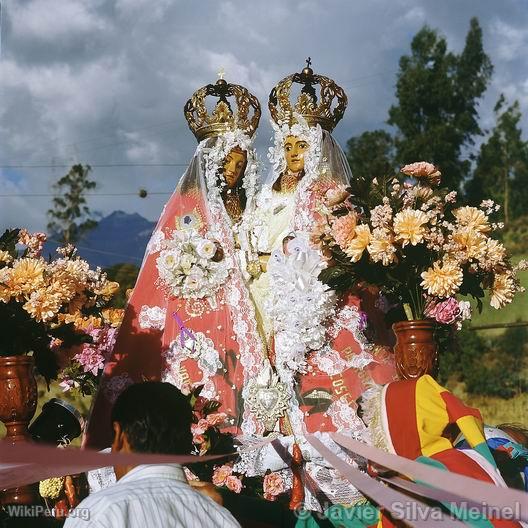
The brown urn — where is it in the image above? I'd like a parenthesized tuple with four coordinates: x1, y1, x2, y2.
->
(0, 355, 39, 505)
(392, 320, 438, 380)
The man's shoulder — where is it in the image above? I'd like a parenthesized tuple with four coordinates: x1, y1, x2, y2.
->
(66, 475, 240, 527)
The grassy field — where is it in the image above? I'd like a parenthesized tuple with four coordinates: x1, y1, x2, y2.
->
(467, 255, 528, 333)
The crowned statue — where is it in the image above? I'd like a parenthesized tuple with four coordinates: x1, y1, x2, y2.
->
(84, 77, 270, 448)
(233, 62, 397, 510)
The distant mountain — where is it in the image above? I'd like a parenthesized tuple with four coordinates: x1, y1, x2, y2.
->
(44, 211, 155, 268)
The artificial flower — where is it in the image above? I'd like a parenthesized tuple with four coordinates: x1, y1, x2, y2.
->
(393, 209, 429, 247)
(331, 213, 357, 250)
(490, 273, 516, 309)
(10, 258, 46, 297)
(424, 297, 460, 325)
(483, 239, 506, 269)
(39, 477, 65, 500)
(212, 464, 233, 486)
(263, 472, 285, 498)
(421, 260, 463, 298)
(344, 224, 371, 262)
(225, 475, 243, 493)
(451, 228, 487, 260)
(453, 206, 490, 233)
(367, 228, 397, 266)
(0, 250, 13, 264)
(401, 161, 441, 186)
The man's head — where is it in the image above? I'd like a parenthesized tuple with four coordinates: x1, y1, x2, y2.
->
(111, 382, 193, 479)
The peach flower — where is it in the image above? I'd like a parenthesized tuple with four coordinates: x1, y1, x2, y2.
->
(263, 472, 285, 497)
(212, 464, 232, 486)
(225, 475, 243, 493)
(331, 213, 357, 250)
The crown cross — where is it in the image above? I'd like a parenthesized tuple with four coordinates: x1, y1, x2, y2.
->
(306, 57, 312, 68)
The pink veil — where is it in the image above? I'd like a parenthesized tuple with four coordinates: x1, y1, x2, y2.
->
(84, 131, 268, 449)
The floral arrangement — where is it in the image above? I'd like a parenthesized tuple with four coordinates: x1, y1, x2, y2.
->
(313, 162, 526, 328)
(0, 229, 120, 382)
(184, 386, 237, 482)
(59, 321, 121, 396)
(155, 229, 230, 301)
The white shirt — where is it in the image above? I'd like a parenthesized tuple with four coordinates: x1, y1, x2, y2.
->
(64, 464, 241, 528)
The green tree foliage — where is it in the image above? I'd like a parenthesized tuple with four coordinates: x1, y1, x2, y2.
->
(465, 96, 528, 226)
(104, 263, 140, 308)
(47, 164, 97, 244)
(440, 325, 528, 398)
(387, 18, 493, 190)
(346, 130, 396, 181)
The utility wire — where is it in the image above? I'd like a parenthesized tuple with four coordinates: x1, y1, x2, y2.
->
(1, 191, 172, 197)
(0, 163, 188, 169)
(47, 238, 142, 262)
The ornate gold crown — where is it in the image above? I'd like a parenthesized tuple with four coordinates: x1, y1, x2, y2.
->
(184, 78, 261, 141)
(269, 59, 347, 132)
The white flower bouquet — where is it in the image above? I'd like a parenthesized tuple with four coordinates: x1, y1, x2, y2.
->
(156, 229, 230, 300)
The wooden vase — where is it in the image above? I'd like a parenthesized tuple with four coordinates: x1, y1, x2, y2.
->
(393, 320, 438, 380)
(0, 355, 39, 505)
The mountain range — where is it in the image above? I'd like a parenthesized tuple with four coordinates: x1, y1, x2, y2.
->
(45, 211, 155, 269)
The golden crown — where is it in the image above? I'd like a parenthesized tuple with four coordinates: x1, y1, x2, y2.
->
(269, 59, 347, 132)
(184, 78, 261, 141)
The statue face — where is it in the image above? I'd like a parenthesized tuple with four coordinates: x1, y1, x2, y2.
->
(223, 148, 247, 189)
(284, 135, 309, 173)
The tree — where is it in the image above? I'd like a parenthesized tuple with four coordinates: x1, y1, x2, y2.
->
(104, 263, 140, 308)
(346, 130, 395, 181)
(47, 164, 97, 244)
(387, 18, 493, 190)
(465, 96, 528, 225)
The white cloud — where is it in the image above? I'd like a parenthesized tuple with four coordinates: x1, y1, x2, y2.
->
(9, 0, 110, 41)
(490, 19, 528, 61)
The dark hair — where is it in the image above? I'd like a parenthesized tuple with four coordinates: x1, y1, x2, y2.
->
(111, 381, 193, 455)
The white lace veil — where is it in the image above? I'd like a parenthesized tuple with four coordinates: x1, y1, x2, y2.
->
(174, 129, 260, 235)
(257, 115, 351, 234)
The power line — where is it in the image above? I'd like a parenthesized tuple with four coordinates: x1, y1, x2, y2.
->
(0, 163, 187, 169)
(47, 239, 142, 262)
(1, 191, 172, 197)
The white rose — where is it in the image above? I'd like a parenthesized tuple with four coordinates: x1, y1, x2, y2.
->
(184, 273, 203, 292)
(159, 250, 179, 270)
(179, 253, 196, 274)
(195, 239, 217, 260)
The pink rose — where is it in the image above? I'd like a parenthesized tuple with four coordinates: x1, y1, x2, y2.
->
(263, 472, 285, 497)
(225, 475, 243, 493)
(424, 297, 460, 325)
(191, 418, 209, 436)
(212, 464, 232, 486)
(325, 185, 350, 207)
(206, 412, 227, 427)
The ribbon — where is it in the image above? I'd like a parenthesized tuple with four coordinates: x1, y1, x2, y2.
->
(329, 432, 528, 523)
(172, 312, 196, 352)
(0, 440, 235, 490)
(306, 434, 466, 528)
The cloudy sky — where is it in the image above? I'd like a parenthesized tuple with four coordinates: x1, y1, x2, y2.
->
(1, 0, 527, 233)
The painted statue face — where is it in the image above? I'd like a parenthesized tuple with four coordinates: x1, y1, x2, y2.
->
(223, 148, 247, 189)
(284, 135, 309, 173)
